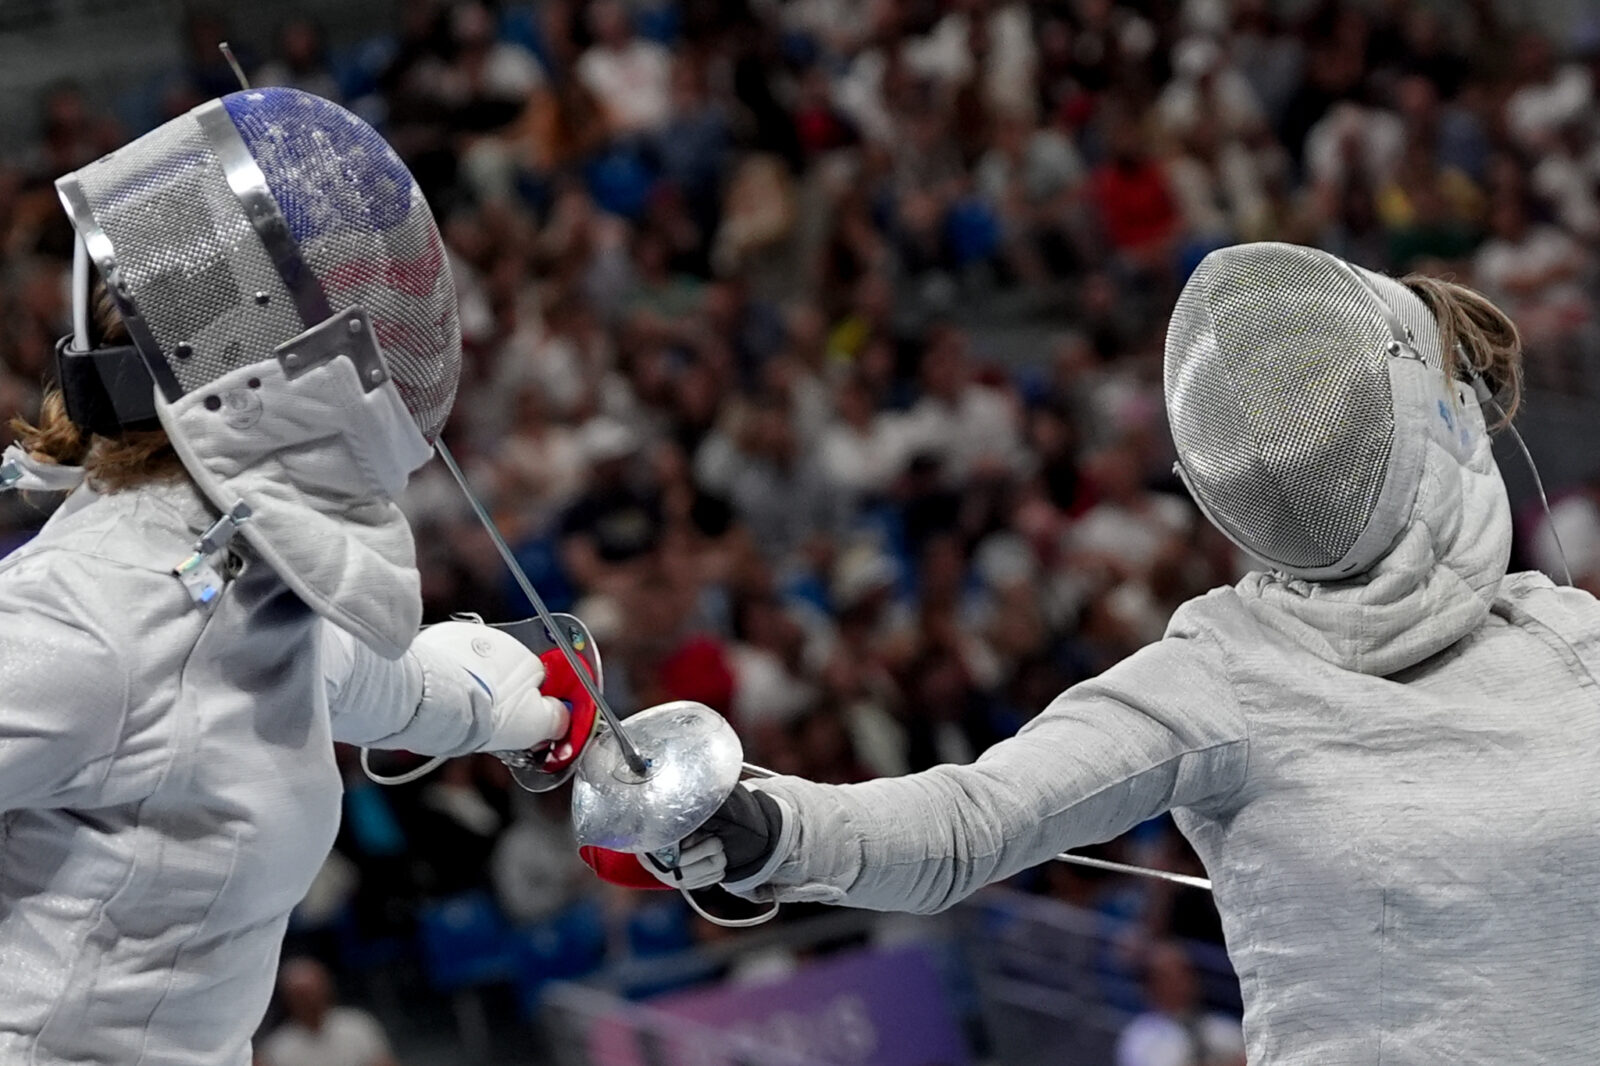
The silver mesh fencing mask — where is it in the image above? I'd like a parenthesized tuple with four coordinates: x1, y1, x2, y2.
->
(54, 89, 462, 655)
(1166, 242, 1473, 581)
(56, 87, 460, 442)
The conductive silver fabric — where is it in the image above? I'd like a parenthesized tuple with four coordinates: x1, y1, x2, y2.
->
(221, 89, 459, 440)
(737, 381, 1600, 1062)
(0, 482, 530, 1064)
(60, 90, 460, 441)
(66, 112, 299, 396)
(1166, 243, 1437, 574)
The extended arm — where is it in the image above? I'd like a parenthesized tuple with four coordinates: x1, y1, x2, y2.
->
(727, 633, 1248, 913)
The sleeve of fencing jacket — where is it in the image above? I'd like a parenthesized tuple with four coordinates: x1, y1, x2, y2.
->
(322, 622, 494, 756)
(732, 631, 1250, 913)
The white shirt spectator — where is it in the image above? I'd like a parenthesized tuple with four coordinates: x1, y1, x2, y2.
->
(902, 4, 1037, 116)
(975, 127, 1086, 207)
(832, 48, 895, 148)
(1157, 69, 1264, 138)
(259, 1007, 394, 1066)
(1303, 102, 1405, 190)
(901, 386, 1030, 482)
(477, 41, 545, 99)
(1506, 63, 1593, 150)
(1157, 39, 1265, 140)
(819, 412, 911, 497)
(491, 797, 591, 924)
(1473, 222, 1590, 313)
(1531, 491, 1600, 587)
(1531, 146, 1600, 241)
(497, 423, 586, 529)
(770, 0, 882, 54)
(1068, 493, 1192, 577)
(1166, 142, 1270, 243)
(577, 39, 673, 135)
(731, 644, 818, 727)
(1116, 1011, 1246, 1066)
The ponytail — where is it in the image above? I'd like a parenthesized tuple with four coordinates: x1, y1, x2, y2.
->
(1402, 274, 1524, 430)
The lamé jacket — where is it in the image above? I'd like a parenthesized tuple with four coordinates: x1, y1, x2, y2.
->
(0, 481, 503, 1064)
(740, 393, 1600, 1062)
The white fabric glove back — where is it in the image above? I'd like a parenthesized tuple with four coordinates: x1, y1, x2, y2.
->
(411, 622, 570, 752)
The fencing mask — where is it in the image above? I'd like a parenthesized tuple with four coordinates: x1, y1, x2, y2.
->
(54, 88, 461, 656)
(1166, 241, 1480, 581)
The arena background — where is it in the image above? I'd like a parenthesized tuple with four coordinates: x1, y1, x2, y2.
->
(1, 1, 1598, 1063)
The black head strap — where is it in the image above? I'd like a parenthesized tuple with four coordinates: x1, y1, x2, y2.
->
(54, 334, 161, 438)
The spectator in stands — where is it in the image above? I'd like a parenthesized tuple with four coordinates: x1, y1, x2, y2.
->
(491, 790, 591, 926)
(818, 374, 911, 502)
(254, 16, 340, 101)
(902, 324, 1029, 483)
(258, 958, 399, 1066)
(25, 82, 121, 184)
(1472, 195, 1594, 389)
(7, 5, 1600, 1050)
(1091, 117, 1180, 286)
(560, 417, 663, 596)
(1115, 942, 1245, 1066)
(576, 1, 672, 139)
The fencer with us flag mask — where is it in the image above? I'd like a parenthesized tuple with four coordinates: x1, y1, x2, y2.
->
(593, 243, 1600, 1064)
(0, 89, 600, 1064)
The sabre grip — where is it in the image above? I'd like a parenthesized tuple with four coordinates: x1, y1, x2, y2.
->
(533, 647, 598, 771)
(701, 784, 785, 884)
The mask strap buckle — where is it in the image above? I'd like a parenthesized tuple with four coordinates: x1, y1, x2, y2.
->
(172, 501, 253, 607)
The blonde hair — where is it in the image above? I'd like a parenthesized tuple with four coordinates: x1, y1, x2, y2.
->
(8, 284, 186, 493)
(1401, 274, 1524, 430)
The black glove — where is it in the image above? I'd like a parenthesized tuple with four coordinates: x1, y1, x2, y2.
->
(700, 783, 785, 884)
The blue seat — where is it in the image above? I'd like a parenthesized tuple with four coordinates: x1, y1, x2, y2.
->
(416, 891, 517, 992)
(505, 533, 575, 614)
(512, 899, 609, 1017)
(618, 898, 720, 999)
(343, 783, 406, 858)
(626, 897, 694, 957)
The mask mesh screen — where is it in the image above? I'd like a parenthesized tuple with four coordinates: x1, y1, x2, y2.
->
(1165, 242, 1400, 571)
(67, 88, 460, 441)
(223, 89, 460, 441)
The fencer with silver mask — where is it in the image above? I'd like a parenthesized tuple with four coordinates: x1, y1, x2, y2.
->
(632, 243, 1600, 1063)
(0, 89, 597, 1064)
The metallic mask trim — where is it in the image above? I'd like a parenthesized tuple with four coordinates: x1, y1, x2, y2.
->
(54, 176, 183, 401)
(193, 99, 333, 330)
(274, 305, 390, 392)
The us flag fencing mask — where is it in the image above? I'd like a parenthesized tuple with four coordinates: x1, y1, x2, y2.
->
(54, 88, 461, 655)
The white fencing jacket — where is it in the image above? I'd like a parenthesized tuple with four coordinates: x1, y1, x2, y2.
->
(0, 481, 506, 1064)
(741, 411, 1600, 1062)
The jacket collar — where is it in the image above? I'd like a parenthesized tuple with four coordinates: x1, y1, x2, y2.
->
(1233, 400, 1510, 677)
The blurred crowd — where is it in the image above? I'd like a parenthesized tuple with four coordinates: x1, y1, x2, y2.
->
(5, 0, 1600, 1048)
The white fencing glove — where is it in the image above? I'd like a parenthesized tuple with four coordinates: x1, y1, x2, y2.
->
(644, 835, 728, 891)
(412, 621, 570, 753)
(641, 783, 792, 893)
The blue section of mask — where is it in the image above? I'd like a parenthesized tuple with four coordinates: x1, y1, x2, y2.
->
(220, 87, 415, 242)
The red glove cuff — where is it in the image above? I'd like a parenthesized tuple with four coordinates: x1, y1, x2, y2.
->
(579, 846, 673, 890)
(537, 648, 599, 772)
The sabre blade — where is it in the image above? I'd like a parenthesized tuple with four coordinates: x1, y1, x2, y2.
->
(1051, 852, 1212, 891)
(435, 440, 648, 775)
(218, 43, 251, 90)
